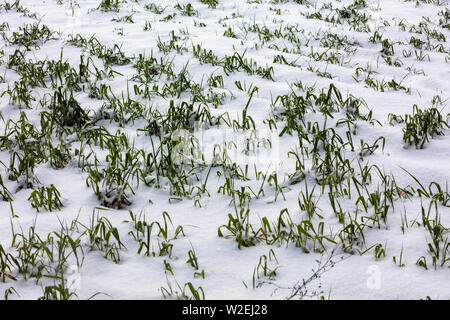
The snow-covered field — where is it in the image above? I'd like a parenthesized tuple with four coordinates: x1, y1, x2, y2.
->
(0, 0, 449, 300)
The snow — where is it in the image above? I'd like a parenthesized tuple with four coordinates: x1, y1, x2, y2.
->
(0, 0, 449, 300)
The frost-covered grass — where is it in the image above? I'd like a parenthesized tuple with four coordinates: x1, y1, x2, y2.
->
(0, 0, 449, 300)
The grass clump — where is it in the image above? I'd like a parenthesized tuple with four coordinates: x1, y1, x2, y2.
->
(402, 105, 449, 149)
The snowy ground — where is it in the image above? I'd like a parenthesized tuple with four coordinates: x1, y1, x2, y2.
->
(0, 0, 449, 300)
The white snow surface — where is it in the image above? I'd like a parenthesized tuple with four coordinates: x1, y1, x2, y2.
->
(0, 0, 449, 300)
